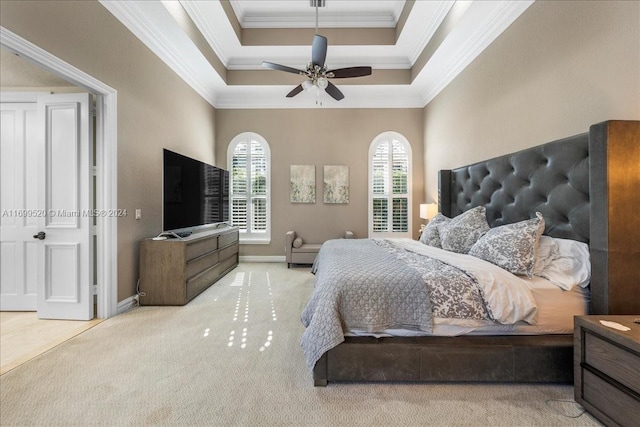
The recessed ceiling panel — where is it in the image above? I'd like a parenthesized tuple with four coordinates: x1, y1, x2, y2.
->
(229, 0, 406, 28)
(99, 0, 534, 109)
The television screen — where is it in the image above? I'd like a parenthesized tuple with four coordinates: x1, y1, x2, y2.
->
(163, 149, 229, 235)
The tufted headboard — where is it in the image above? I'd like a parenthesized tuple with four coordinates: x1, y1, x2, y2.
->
(437, 121, 640, 315)
(438, 133, 590, 242)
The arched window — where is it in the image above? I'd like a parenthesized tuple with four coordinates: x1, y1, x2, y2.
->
(227, 133, 271, 243)
(368, 132, 412, 238)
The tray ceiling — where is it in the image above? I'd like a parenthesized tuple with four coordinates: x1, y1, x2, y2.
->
(100, 0, 533, 109)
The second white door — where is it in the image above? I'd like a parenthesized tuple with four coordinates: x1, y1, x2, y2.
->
(0, 92, 94, 320)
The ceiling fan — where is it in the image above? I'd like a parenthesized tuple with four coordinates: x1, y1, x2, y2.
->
(261, 0, 372, 103)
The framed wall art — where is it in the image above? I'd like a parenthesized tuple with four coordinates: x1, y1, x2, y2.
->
(290, 165, 316, 203)
(323, 165, 349, 204)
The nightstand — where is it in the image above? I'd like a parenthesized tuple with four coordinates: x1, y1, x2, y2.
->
(574, 315, 640, 427)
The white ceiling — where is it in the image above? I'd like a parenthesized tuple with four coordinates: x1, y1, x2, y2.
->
(100, 0, 533, 109)
(229, 0, 406, 28)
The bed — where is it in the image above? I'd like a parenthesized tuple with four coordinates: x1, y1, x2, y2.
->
(303, 120, 639, 386)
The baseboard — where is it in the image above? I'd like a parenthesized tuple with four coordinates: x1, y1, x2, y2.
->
(239, 256, 286, 263)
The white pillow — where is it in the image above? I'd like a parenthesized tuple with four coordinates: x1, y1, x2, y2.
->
(532, 236, 559, 276)
(538, 238, 590, 290)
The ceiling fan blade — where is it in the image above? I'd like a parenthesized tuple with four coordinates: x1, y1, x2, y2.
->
(328, 66, 372, 79)
(286, 85, 304, 98)
(311, 34, 327, 67)
(325, 81, 344, 101)
(262, 61, 305, 75)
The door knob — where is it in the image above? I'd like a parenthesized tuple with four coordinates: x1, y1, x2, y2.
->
(33, 232, 46, 240)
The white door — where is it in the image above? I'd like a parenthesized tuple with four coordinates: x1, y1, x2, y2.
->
(0, 93, 93, 320)
(1, 102, 39, 310)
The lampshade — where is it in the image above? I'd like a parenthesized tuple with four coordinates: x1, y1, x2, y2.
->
(419, 204, 429, 219)
(420, 203, 438, 220)
(302, 80, 313, 91)
(426, 203, 438, 220)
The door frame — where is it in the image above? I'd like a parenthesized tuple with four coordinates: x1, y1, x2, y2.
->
(1, 26, 118, 319)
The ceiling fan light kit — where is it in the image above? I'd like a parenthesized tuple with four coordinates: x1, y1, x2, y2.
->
(261, 0, 372, 104)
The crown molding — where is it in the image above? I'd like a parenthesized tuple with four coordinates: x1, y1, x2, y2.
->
(180, 0, 231, 67)
(100, 0, 221, 106)
(238, 12, 398, 29)
(226, 55, 411, 71)
(417, 0, 533, 106)
(407, 1, 455, 65)
(213, 85, 424, 109)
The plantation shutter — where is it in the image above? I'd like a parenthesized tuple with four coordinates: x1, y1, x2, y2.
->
(372, 142, 389, 232)
(203, 166, 221, 224)
(391, 140, 408, 232)
(231, 142, 248, 230)
(250, 140, 267, 232)
(369, 134, 411, 237)
(229, 135, 270, 241)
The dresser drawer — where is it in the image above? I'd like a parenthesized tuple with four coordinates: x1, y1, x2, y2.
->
(186, 263, 220, 301)
(185, 251, 219, 279)
(219, 242, 239, 262)
(219, 230, 239, 247)
(582, 369, 640, 427)
(218, 252, 238, 273)
(185, 237, 218, 261)
(584, 331, 640, 394)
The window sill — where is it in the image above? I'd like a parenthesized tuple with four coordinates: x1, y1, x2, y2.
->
(368, 232, 412, 239)
(239, 238, 271, 245)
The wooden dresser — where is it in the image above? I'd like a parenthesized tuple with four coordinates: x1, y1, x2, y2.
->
(574, 315, 640, 427)
(139, 227, 239, 305)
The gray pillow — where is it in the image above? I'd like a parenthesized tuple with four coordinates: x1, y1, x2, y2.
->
(437, 206, 490, 254)
(292, 237, 303, 248)
(418, 213, 449, 248)
(469, 212, 545, 277)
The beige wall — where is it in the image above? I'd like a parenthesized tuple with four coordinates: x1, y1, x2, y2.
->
(215, 109, 424, 257)
(1, 1, 217, 302)
(423, 0, 640, 202)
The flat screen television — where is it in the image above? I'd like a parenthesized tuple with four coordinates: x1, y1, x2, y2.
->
(163, 149, 229, 236)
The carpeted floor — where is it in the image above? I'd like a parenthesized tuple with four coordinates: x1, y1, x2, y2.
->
(0, 263, 600, 426)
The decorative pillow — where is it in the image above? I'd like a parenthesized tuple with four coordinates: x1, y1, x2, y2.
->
(532, 236, 559, 276)
(437, 206, 490, 254)
(469, 212, 545, 277)
(292, 237, 303, 248)
(538, 238, 591, 290)
(418, 213, 450, 248)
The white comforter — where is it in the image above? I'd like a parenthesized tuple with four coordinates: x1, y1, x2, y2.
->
(387, 239, 538, 325)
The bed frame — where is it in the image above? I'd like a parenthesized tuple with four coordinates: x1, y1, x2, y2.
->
(313, 120, 639, 386)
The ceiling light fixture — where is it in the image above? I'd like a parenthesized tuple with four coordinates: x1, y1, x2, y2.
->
(261, 0, 372, 104)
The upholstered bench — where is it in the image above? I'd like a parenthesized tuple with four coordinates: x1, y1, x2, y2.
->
(285, 230, 354, 268)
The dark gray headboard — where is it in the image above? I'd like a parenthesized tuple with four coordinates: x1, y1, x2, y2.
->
(438, 133, 590, 243)
(437, 120, 640, 315)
